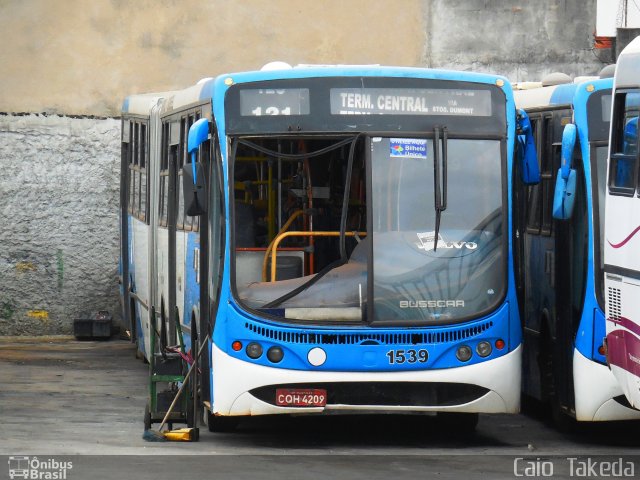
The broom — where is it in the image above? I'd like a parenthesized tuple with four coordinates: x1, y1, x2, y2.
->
(142, 332, 208, 442)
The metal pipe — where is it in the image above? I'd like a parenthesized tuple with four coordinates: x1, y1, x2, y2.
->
(261, 209, 305, 281)
(269, 231, 366, 282)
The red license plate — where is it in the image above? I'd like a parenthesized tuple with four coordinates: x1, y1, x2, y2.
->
(275, 388, 327, 407)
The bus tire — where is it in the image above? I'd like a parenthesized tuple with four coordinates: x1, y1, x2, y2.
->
(436, 412, 479, 433)
(144, 402, 152, 430)
(129, 296, 145, 361)
(540, 324, 576, 431)
(206, 411, 240, 433)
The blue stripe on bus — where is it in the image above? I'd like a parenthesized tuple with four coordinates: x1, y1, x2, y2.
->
(215, 300, 513, 372)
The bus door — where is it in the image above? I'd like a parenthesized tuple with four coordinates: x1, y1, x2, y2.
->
(521, 111, 559, 401)
(145, 103, 163, 358)
(525, 108, 584, 414)
(155, 119, 180, 347)
(176, 111, 203, 351)
(181, 116, 220, 407)
(549, 111, 584, 415)
(161, 111, 205, 350)
(166, 121, 180, 345)
(552, 118, 589, 416)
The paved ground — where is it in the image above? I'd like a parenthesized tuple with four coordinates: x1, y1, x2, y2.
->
(1, 338, 639, 479)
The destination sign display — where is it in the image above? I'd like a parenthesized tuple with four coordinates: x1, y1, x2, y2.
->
(226, 78, 505, 135)
(240, 88, 310, 117)
(330, 87, 492, 116)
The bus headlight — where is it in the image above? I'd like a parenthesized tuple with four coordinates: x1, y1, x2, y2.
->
(267, 346, 284, 363)
(456, 345, 472, 362)
(246, 342, 263, 359)
(476, 341, 492, 357)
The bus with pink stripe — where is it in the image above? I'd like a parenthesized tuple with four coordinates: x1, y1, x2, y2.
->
(604, 35, 640, 411)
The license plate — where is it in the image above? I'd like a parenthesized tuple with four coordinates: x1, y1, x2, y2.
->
(275, 388, 327, 407)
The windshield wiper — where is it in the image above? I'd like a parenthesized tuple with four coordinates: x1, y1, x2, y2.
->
(433, 127, 448, 250)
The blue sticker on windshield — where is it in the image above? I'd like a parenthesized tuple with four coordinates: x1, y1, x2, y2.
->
(390, 138, 427, 159)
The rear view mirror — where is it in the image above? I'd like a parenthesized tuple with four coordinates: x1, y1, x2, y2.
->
(516, 110, 541, 185)
(188, 118, 210, 155)
(553, 123, 578, 220)
(187, 118, 211, 183)
(183, 118, 211, 216)
(552, 168, 577, 220)
(183, 162, 207, 216)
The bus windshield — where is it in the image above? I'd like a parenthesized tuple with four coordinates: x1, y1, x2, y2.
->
(232, 134, 506, 325)
(370, 137, 505, 324)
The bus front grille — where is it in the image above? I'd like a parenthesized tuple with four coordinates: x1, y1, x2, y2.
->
(244, 321, 494, 347)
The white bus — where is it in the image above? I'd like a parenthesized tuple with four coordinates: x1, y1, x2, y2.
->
(605, 35, 640, 410)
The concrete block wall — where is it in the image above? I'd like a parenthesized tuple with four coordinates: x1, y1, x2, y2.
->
(0, 114, 121, 335)
(426, 0, 604, 81)
(0, 0, 611, 335)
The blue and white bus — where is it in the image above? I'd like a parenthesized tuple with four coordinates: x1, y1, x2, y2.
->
(605, 36, 640, 411)
(513, 72, 640, 423)
(121, 64, 537, 433)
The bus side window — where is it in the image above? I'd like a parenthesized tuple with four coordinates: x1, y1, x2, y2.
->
(125, 121, 134, 215)
(126, 120, 148, 222)
(139, 123, 148, 223)
(177, 117, 187, 232)
(159, 123, 170, 227)
(609, 92, 640, 196)
(179, 111, 201, 232)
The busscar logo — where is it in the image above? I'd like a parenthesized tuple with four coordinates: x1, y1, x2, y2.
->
(400, 300, 465, 308)
(8, 456, 73, 480)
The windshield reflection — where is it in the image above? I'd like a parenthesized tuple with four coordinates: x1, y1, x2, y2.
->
(371, 137, 505, 324)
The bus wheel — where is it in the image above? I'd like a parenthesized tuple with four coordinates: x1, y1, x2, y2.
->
(436, 412, 479, 433)
(130, 298, 146, 362)
(134, 338, 144, 360)
(539, 328, 576, 431)
(144, 403, 152, 431)
(206, 411, 240, 433)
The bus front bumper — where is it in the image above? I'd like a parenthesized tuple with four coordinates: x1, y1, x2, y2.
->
(210, 344, 521, 416)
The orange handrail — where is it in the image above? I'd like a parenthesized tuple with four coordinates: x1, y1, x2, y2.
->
(269, 231, 366, 282)
(261, 210, 305, 281)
